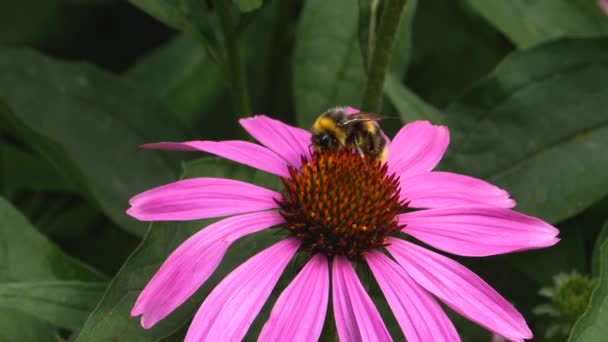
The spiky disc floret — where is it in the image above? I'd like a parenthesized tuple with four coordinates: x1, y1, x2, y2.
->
(277, 150, 408, 259)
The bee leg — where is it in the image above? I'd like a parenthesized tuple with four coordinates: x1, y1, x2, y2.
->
(356, 146, 365, 159)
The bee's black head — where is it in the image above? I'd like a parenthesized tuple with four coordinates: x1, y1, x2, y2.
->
(312, 132, 339, 150)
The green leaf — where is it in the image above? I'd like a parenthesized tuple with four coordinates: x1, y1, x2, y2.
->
(406, 0, 511, 107)
(0, 309, 55, 342)
(233, 0, 262, 12)
(0, 197, 104, 282)
(384, 73, 444, 123)
(505, 222, 587, 285)
(76, 158, 283, 341)
(466, 0, 608, 49)
(0, 0, 63, 45)
(0, 197, 106, 335)
(0, 281, 106, 330)
(569, 239, 608, 341)
(293, 0, 366, 127)
(443, 38, 608, 223)
(0, 48, 189, 236)
(127, 0, 222, 62)
(127, 0, 194, 33)
(592, 220, 608, 276)
(0, 144, 75, 193)
(126, 34, 224, 127)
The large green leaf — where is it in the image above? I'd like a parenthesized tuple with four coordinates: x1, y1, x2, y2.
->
(76, 158, 284, 341)
(592, 220, 608, 276)
(505, 222, 587, 285)
(466, 0, 608, 48)
(0, 309, 55, 342)
(444, 38, 608, 223)
(126, 35, 224, 127)
(0, 0, 63, 45)
(0, 197, 105, 336)
(0, 197, 104, 282)
(0, 48, 189, 236)
(293, 0, 366, 127)
(569, 239, 608, 341)
(127, 0, 221, 64)
(385, 73, 444, 124)
(406, 0, 512, 107)
(0, 281, 106, 330)
(127, 0, 194, 33)
(1, 144, 74, 193)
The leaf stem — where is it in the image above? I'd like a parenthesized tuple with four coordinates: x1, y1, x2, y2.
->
(215, 0, 252, 118)
(361, 0, 407, 113)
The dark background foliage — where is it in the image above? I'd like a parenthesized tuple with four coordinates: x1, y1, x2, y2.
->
(1, 0, 607, 341)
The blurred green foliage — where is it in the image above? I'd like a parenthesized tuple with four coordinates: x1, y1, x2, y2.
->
(1, 0, 607, 340)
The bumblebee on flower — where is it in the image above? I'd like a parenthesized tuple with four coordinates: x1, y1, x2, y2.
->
(127, 107, 559, 341)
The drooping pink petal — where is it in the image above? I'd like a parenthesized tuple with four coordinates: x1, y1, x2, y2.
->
(185, 238, 301, 342)
(400, 171, 515, 209)
(259, 254, 329, 341)
(240, 115, 311, 166)
(332, 256, 392, 341)
(131, 211, 284, 328)
(366, 251, 460, 342)
(387, 120, 449, 178)
(141, 140, 289, 177)
(388, 238, 533, 342)
(127, 177, 280, 221)
(399, 205, 559, 257)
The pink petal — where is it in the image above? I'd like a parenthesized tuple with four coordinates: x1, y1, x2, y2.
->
(400, 171, 515, 209)
(366, 251, 460, 342)
(332, 256, 392, 341)
(185, 238, 301, 342)
(599, 0, 608, 15)
(259, 254, 329, 341)
(131, 211, 284, 328)
(127, 177, 280, 221)
(240, 115, 311, 167)
(387, 238, 533, 342)
(141, 140, 289, 177)
(345, 106, 359, 115)
(399, 205, 559, 256)
(387, 121, 449, 178)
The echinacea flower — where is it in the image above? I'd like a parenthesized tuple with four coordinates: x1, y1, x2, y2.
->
(127, 107, 559, 341)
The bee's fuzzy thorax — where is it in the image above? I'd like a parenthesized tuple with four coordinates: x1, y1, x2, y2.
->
(310, 107, 388, 161)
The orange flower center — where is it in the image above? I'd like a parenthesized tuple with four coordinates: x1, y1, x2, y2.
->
(277, 150, 408, 259)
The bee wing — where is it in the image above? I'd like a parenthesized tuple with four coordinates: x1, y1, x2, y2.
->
(337, 112, 393, 127)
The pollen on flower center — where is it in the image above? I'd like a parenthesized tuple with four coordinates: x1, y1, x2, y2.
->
(277, 150, 408, 259)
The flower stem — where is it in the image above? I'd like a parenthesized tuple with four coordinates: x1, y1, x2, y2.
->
(366, 0, 380, 70)
(361, 0, 407, 113)
(215, 0, 252, 118)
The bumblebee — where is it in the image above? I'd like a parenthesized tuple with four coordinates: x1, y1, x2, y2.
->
(311, 107, 388, 161)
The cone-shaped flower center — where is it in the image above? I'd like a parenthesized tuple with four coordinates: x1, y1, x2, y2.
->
(277, 150, 408, 259)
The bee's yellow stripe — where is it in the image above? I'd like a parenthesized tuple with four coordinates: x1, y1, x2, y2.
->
(313, 117, 346, 144)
